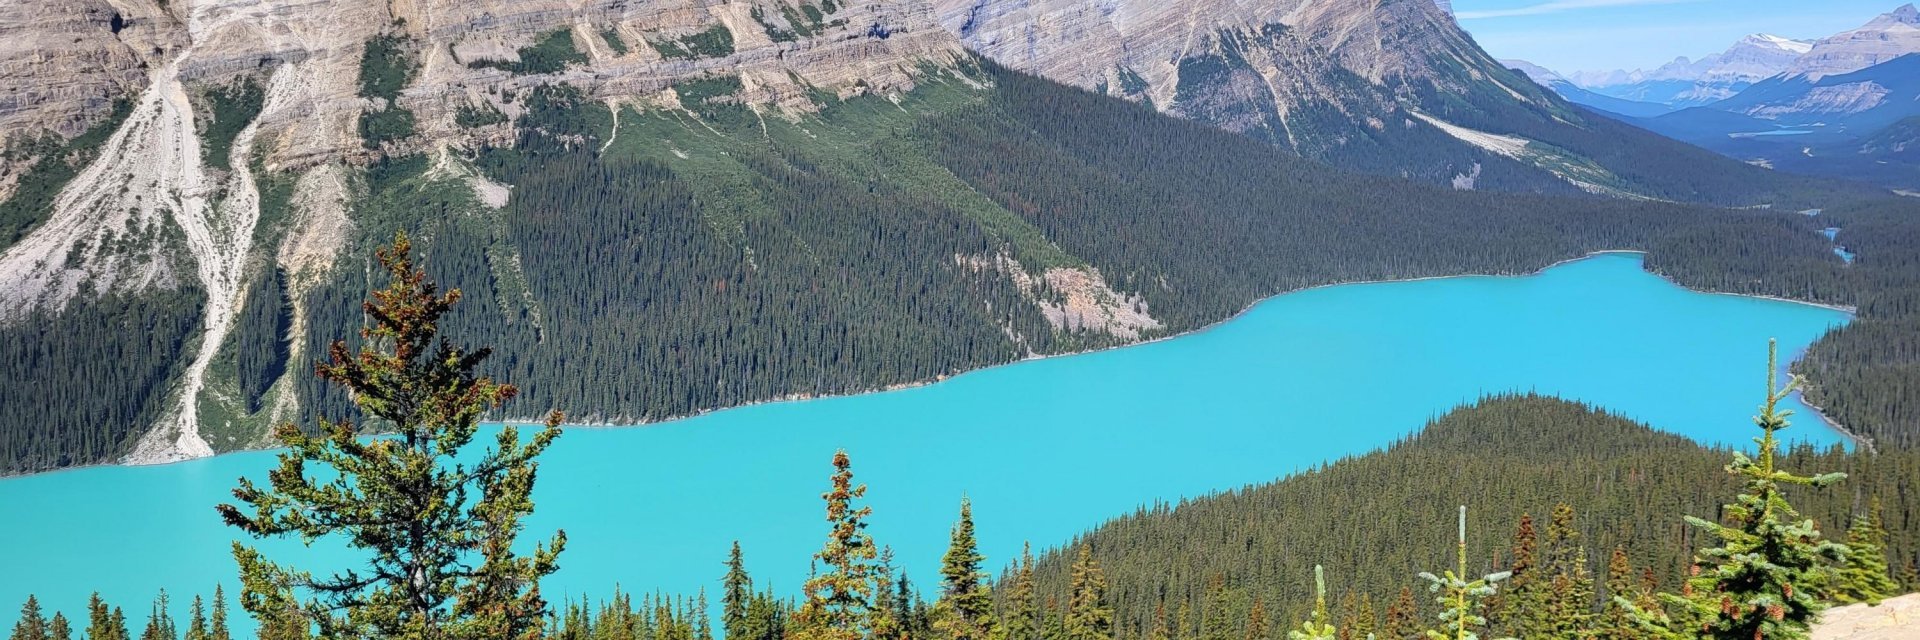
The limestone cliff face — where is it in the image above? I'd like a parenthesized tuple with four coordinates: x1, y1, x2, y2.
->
(931, 0, 1542, 151)
(1, 0, 961, 170)
(0, 0, 965, 465)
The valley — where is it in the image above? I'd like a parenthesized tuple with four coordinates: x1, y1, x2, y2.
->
(0, 252, 1856, 632)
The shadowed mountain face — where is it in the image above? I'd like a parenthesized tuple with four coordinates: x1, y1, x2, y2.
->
(930, 0, 1838, 204)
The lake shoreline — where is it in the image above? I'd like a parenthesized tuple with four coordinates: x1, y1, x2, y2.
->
(8, 249, 1863, 480)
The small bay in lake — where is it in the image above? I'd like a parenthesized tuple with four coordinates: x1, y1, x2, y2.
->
(0, 252, 1851, 627)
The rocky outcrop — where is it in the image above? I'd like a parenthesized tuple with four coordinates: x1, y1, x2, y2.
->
(0, 0, 183, 143)
(935, 0, 1509, 103)
(1811, 592, 1920, 640)
(1, 0, 964, 171)
(1788, 4, 1920, 80)
(928, 0, 1555, 166)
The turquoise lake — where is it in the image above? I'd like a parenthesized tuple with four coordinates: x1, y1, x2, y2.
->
(0, 252, 1852, 628)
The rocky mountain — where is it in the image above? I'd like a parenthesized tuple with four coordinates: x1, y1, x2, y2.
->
(0, 0, 967, 465)
(1503, 59, 1673, 118)
(1559, 34, 1812, 109)
(931, 0, 1819, 202)
(1612, 54, 1920, 191)
(1787, 3, 1920, 80)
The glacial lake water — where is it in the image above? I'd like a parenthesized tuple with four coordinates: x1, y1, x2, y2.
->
(0, 252, 1852, 629)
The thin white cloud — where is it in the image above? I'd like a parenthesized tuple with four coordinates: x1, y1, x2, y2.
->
(1456, 0, 1707, 20)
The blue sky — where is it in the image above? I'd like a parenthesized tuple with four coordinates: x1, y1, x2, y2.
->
(1451, 0, 1903, 73)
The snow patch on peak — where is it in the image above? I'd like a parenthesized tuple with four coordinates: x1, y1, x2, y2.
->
(1744, 34, 1814, 54)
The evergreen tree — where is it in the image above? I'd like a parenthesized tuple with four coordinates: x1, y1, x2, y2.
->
(139, 592, 175, 640)
(1351, 597, 1377, 640)
(46, 615, 68, 640)
(1064, 546, 1112, 640)
(1641, 340, 1849, 639)
(85, 594, 122, 640)
(874, 548, 902, 640)
(1147, 603, 1170, 640)
(741, 590, 789, 640)
(723, 542, 753, 640)
(1382, 588, 1419, 640)
(1333, 594, 1358, 640)
(1837, 499, 1900, 605)
(1540, 504, 1595, 638)
(1596, 547, 1640, 640)
(217, 233, 566, 640)
(12, 596, 48, 640)
(1418, 507, 1508, 640)
(934, 498, 994, 640)
(792, 450, 878, 640)
(84, 591, 109, 638)
(208, 587, 227, 640)
(1285, 566, 1336, 640)
(1245, 595, 1270, 640)
(1003, 543, 1040, 640)
(894, 571, 924, 640)
(693, 591, 712, 640)
(1202, 576, 1234, 640)
(184, 597, 207, 640)
(1488, 514, 1537, 638)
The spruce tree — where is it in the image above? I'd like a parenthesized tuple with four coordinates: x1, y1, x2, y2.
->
(696, 591, 714, 640)
(1596, 547, 1640, 640)
(1148, 602, 1170, 640)
(208, 587, 227, 640)
(85, 594, 115, 640)
(1064, 546, 1112, 640)
(894, 572, 925, 640)
(1003, 543, 1040, 640)
(1540, 504, 1594, 638)
(1836, 499, 1899, 605)
(934, 498, 994, 640)
(1285, 566, 1336, 640)
(723, 542, 753, 639)
(1418, 507, 1508, 640)
(12, 596, 47, 640)
(1245, 595, 1270, 640)
(1488, 514, 1537, 638)
(1642, 340, 1849, 639)
(874, 548, 902, 640)
(1349, 596, 1377, 640)
(1334, 593, 1358, 640)
(45, 615, 68, 640)
(793, 450, 878, 640)
(1201, 576, 1233, 640)
(1382, 588, 1419, 640)
(217, 233, 566, 640)
(109, 609, 127, 640)
(185, 597, 207, 640)
(139, 592, 174, 640)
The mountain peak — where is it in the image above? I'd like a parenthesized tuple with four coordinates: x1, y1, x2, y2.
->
(1740, 33, 1814, 54)
(1790, 3, 1920, 78)
(1868, 3, 1920, 27)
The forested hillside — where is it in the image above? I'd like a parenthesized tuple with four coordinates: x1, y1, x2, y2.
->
(8, 58, 1919, 474)
(282, 63, 1884, 456)
(1015, 394, 1920, 631)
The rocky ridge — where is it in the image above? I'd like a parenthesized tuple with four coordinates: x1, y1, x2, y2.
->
(1789, 4, 1920, 80)
(0, 0, 967, 464)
